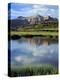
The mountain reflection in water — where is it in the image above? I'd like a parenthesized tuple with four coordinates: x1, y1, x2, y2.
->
(9, 37, 58, 68)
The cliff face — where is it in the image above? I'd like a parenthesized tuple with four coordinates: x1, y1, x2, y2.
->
(26, 15, 43, 24)
(9, 15, 58, 28)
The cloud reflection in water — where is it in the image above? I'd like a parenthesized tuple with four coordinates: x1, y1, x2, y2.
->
(11, 40, 58, 66)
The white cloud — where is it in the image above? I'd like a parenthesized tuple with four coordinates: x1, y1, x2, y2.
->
(13, 42, 58, 64)
(10, 9, 25, 17)
(10, 4, 58, 19)
(15, 55, 36, 64)
(32, 45, 49, 56)
(31, 5, 49, 16)
(25, 43, 49, 56)
(15, 56, 22, 62)
(33, 5, 40, 9)
(50, 9, 55, 13)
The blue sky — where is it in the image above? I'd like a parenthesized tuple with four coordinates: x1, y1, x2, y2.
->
(8, 3, 58, 19)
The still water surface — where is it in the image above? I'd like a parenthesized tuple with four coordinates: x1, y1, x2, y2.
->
(9, 38, 58, 68)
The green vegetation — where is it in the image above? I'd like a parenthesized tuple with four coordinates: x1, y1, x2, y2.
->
(12, 22, 58, 31)
(10, 31, 58, 36)
(10, 22, 58, 37)
(10, 64, 58, 77)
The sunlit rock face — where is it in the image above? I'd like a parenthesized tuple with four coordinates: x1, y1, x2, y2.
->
(26, 15, 43, 24)
(9, 15, 58, 28)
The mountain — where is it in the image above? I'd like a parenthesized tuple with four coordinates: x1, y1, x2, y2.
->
(26, 15, 43, 24)
(9, 15, 58, 29)
(9, 16, 29, 29)
(43, 16, 58, 21)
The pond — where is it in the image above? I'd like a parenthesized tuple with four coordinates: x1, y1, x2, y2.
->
(9, 37, 58, 68)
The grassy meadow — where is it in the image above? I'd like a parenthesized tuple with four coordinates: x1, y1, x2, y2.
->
(10, 64, 58, 77)
(10, 22, 58, 37)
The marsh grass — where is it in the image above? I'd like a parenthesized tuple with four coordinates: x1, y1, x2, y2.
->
(10, 64, 58, 77)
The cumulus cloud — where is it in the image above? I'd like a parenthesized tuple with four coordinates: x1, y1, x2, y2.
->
(9, 4, 58, 19)
(33, 5, 40, 8)
(14, 43, 50, 64)
(15, 56, 22, 62)
(32, 45, 49, 56)
(26, 4, 49, 16)
(15, 55, 36, 64)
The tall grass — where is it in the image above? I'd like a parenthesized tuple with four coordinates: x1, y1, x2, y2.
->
(10, 64, 58, 77)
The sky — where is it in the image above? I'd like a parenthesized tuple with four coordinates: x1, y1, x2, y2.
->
(8, 3, 58, 19)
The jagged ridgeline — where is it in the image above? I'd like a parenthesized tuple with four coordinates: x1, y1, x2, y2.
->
(9, 15, 58, 30)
